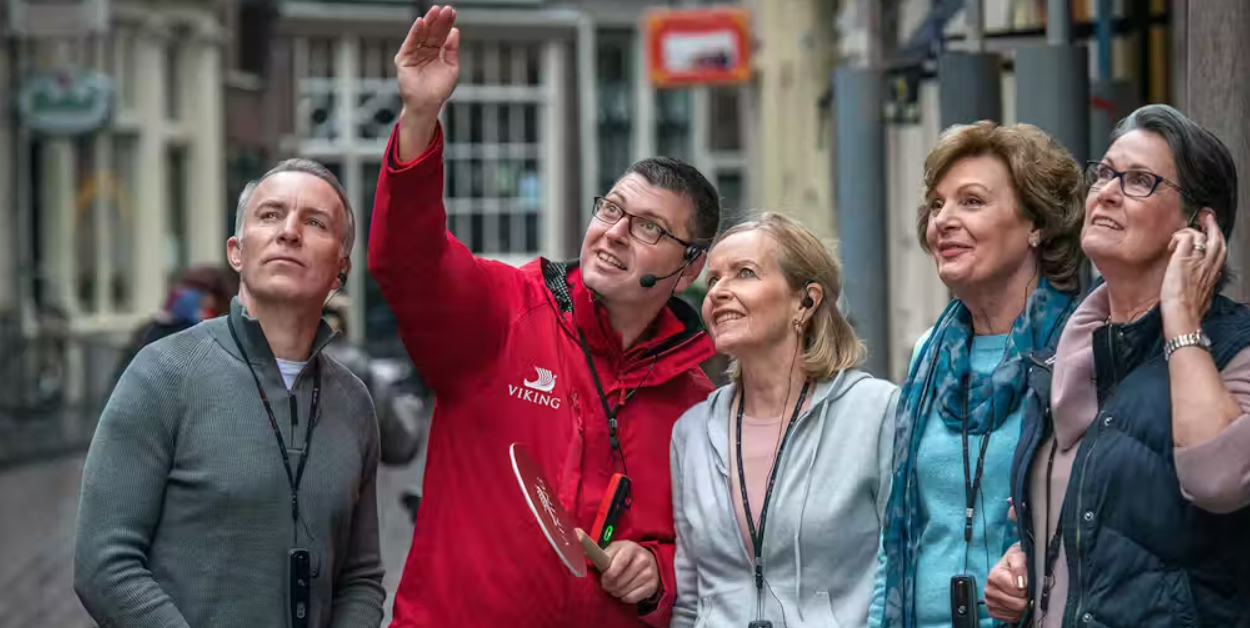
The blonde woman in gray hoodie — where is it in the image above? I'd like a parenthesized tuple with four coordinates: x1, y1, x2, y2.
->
(671, 212, 899, 628)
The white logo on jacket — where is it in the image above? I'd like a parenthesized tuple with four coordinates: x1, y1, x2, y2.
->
(510, 366, 561, 409)
(524, 367, 557, 393)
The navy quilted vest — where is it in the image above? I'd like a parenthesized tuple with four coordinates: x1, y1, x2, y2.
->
(1011, 295, 1250, 628)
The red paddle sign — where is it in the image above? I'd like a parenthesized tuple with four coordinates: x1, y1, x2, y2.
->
(510, 443, 610, 577)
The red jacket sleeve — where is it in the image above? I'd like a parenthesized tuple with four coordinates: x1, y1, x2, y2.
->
(367, 122, 526, 394)
(639, 539, 677, 627)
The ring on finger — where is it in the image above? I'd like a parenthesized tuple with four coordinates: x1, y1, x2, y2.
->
(1195, 240, 1208, 252)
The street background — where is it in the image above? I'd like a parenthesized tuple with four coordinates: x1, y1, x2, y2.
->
(3, 0, 1249, 624)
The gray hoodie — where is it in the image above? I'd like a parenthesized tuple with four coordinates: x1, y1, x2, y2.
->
(671, 368, 898, 628)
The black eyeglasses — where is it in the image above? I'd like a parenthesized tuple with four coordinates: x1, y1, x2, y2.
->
(1085, 161, 1185, 199)
(592, 197, 693, 248)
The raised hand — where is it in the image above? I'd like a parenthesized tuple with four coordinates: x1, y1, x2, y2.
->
(394, 5, 460, 160)
(1161, 210, 1225, 338)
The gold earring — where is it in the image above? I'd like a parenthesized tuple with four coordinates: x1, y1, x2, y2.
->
(793, 318, 803, 332)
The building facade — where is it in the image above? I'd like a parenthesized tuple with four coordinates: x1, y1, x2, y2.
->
(826, 0, 1182, 379)
(1, 0, 228, 409)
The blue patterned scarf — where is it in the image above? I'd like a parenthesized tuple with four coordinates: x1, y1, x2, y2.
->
(877, 278, 1076, 628)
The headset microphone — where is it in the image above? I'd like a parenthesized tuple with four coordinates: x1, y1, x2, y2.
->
(639, 266, 687, 288)
(639, 245, 704, 289)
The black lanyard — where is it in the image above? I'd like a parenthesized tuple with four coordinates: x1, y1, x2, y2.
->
(577, 326, 628, 474)
(1039, 438, 1063, 615)
(229, 321, 321, 541)
(961, 391, 994, 545)
(735, 379, 812, 593)
(575, 325, 659, 477)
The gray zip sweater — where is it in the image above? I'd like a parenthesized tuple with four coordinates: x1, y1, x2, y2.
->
(74, 299, 385, 628)
(671, 369, 898, 628)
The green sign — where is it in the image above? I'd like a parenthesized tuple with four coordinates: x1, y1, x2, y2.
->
(18, 69, 114, 135)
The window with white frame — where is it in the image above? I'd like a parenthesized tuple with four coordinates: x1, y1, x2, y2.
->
(295, 35, 554, 347)
(442, 41, 546, 260)
(357, 37, 403, 142)
(299, 36, 548, 261)
(707, 85, 748, 225)
(656, 89, 694, 162)
(110, 25, 138, 114)
(301, 36, 340, 141)
(596, 29, 634, 195)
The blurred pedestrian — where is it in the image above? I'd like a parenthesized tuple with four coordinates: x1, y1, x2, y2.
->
(75, 159, 385, 628)
(322, 294, 429, 468)
(110, 264, 237, 386)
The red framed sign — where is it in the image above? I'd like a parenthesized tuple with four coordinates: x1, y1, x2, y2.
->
(644, 7, 752, 89)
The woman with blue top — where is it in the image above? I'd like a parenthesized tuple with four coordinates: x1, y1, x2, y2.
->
(870, 121, 1086, 628)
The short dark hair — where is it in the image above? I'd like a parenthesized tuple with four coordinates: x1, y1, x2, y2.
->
(1109, 104, 1238, 240)
(235, 158, 355, 256)
(621, 157, 721, 247)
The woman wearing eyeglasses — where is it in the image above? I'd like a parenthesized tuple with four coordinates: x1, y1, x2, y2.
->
(985, 104, 1250, 628)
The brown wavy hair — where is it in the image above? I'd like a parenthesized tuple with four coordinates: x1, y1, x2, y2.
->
(916, 121, 1086, 293)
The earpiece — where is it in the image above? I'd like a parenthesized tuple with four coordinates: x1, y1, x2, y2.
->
(684, 245, 703, 263)
(800, 279, 816, 309)
(338, 269, 349, 286)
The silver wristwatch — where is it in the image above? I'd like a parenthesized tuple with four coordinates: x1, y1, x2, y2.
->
(1164, 330, 1212, 360)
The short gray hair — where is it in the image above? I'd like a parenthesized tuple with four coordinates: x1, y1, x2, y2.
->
(1109, 104, 1238, 239)
(235, 158, 356, 256)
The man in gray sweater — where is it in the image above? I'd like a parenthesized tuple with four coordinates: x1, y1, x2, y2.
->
(74, 159, 385, 628)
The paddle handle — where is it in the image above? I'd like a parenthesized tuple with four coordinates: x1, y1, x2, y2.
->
(576, 528, 612, 572)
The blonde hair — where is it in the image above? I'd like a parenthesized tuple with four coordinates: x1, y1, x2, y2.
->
(917, 120, 1086, 293)
(713, 212, 866, 382)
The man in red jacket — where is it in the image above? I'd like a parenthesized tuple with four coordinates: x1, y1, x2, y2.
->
(369, 6, 721, 627)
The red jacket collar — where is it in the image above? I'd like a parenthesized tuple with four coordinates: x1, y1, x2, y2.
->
(564, 266, 714, 387)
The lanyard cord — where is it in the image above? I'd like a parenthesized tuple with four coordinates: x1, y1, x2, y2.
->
(229, 320, 321, 545)
(576, 325, 660, 478)
(735, 379, 812, 618)
(1039, 439, 1062, 617)
(961, 389, 995, 550)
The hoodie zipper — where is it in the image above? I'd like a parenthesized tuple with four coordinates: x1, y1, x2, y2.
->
(720, 378, 835, 576)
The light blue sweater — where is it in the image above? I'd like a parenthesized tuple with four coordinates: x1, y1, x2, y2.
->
(869, 332, 1022, 628)
(673, 369, 899, 628)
